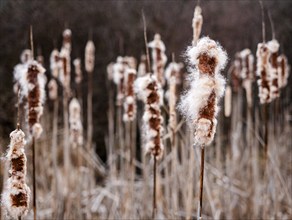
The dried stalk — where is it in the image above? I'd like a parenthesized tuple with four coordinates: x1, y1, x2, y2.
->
(198, 147, 205, 219)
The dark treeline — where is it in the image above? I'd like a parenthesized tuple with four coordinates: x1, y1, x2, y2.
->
(0, 0, 291, 160)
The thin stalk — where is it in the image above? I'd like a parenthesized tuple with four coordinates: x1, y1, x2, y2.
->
(267, 10, 275, 40)
(142, 10, 151, 74)
(263, 103, 269, 170)
(259, 0, 266, 43)
(52, 98, 59, 217)
(152, 156, 157, 219)
(198, 147, 205, 219)
(63, 89, 70, 175)
(87, 72, 93, 150)
(30, 25, 34, 58)
(32, 136, 36, 220)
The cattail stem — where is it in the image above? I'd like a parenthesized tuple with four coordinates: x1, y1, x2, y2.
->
(198, 147, 205, 219)
(152, 156, 157, 219)
(259, 0, 266, 43)
(263, 103, 269, 168)
(32, 136, 36, 220)
(30, 25, 34, 58)
(52, 98, 59, 205)
(87, 71, 93, 150)
(142, 10, 151, 74)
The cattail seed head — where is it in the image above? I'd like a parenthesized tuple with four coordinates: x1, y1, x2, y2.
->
(135, 74, 164, 159)
(58, 48, 71, 92)
(113, 56, 126, 106)
(50, 49, 60, 78)
(165, 62, 182, 130)
(107, 62, 114, 81)
(123, 68, 137, 122)
(48, 78, 58, 101)
(267, 39, 280, 100)
(224, 85, 232, 117)
(277, 54, 289, 88)
(2, 129, 30, 219)
(179, 37, 227, 146)
(69, 98, 83, 146)
(13, 50, 33, 96)
(85, 40, 95, 73)
(138, 54, 147, 77)
(257, 43, 271, 104)
(20, 49, 33, 64)
(26, 61, 46, 139)
(62, 29, 72, 51)
(73, 58, 82, 84)
(148, 34, 167, 86)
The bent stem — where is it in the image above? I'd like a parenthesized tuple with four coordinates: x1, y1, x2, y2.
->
(198, 146, 205, 219)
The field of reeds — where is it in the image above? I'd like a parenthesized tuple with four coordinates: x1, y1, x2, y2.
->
(0, 1, 291, 220)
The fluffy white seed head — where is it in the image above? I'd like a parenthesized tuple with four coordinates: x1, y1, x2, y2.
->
(123, 68, 137, 122)
(107, 62, 114, 81)
(277, 54, 290, 88)
(135, 74, 164, 159)
(179, 36, 227, 146)
(62, 29, 72, 51)
(74, 58, 82, 84)
(257, 43, 272, 104)
(224, 85, 232, 117)
(20, 49, 33, 64)
(2, 129, 30, 219)
(69, 98, 83, 146)
(58, 47, 71, 91)
(85, 40, 95, 73)
(48, 78, 58, 101)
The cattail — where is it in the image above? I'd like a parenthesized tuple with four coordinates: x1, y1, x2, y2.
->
(69, 98, 83, 146)
(277, 54, 289, 88)
(2, 129, 30, 219)
(267, 39, 280, 100)
(179, 37, 227, 146)
(36, 55, 44, 66)
(20, 49, 33, 64)
(107, 62, 114, 81)
(85, 39, 95, 151)
(113, 56, 126, 106)
(13, 50, 33, 95)
(257, 43, 271, 104)
(148, 34, 167, 86)
(239, 49, 254, 80)
(192, 6, 203, 46)
(138, 54, 147, 77)
(73, 58, 82, 84)
(229, 55, 241, 93)
(165, 62, 181, 130)
(59, 48, 71, 93)
(62, 29, 72, 52)
(50, 49, 60, 78)
(135, 74, 164, 159)
(48, 78, 58, 101)
(123, 68, 137, 122)
(25, 61, 46, 139)
(85, 40, 95, 73)
(224, 85, 232, 117)
(239, 49, 254, 107)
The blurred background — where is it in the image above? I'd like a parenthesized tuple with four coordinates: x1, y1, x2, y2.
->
(0, 0, 291, 161)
